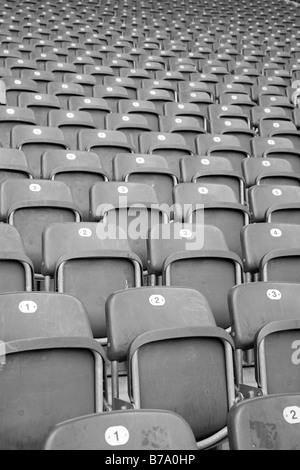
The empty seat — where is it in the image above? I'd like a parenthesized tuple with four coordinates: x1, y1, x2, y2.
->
(48, 82, 85, 109)
(41, 222, 143, 339)
(242, 158, 298, 189)
(248, 185, 300, 223)
(0, 291, 106, 450)
(78, 129, 134, 179)
(159, 116, 206, 154)
(68, 96, 111, 129)
(90, 182, 169, 269)
(180, 155, 245, 203)
(105, 113, 152, 152)
(174, 182, 250, 257)
(127, 326, 236, 449)
(164, 102, 208, 130)
(11, 125, 68, 178)
(118, 100, 160, 132)
(44, 409, 199, 450)
(0, 179, 81, 273)
(251, 136, 300, 172)
(113, 153, 177, 206)
(0, 106, 36, 148)
(2, 77, 38, 106)
(48, 109, 96, 150)
(93, 85, 130, 113)
(228, 394, 300, 450)
(0, 148, 33, 182)
(41, 150, 109, 221)
(18, 92, 61, 127)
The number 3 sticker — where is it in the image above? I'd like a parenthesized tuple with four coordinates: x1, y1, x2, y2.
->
(105, 426, 129, 447)
(267, 289, 282, 300)
(149, 295, 165, 306)
(283, 406, 300, 424)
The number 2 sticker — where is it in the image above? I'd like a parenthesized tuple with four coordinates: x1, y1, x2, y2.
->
(149, 295, 165, 306)
(283, 406, 300, 424)
(105, 426, 129, 447)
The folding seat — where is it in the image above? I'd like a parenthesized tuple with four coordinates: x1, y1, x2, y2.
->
(173, 182, 249, 258)
(148, 222, 243, 328)
(139, 132, 193, 180)
(164, 101, 207, 128)
(112, 153, 177, 206)
(248, 185, 300, 223)
(0, 48, 22, 68)
(180, 155, 245, 203)
(90, 181, 169, 270)
(258, 119, 299, 140)
(41, 150, 109, 221)
(0, 179, 81, 273)
(251, 136, 300, 171)
(11, 125, 69, 179)
(68, 96, 110, 130)
(250, 106, 292, 131)
(209, 117, 255, 155)
(215, 83, 249, 100)
(208, 103, 250, 126)
(1, 77, 38, 107)
(118, 99, 160, 132)
(228, 281, 300, 383)
(68, 54, 95, 74)
(178, 81, 215, 101)
(0, 106, 36, 148)
(105, 113, 151, 153)
(242, 157, 298, 190)
(159, 116, 206, 154)
(0, 147, 33, 182)
(18, 92, 61, 127)
(155, 70, 186, 89)
(48, 109, 96, 151)
(83, 65, 113, 85)
(196, 134, 250, 176)
(93, 85, 130, 113)
(44, 61, 77, 82)
(44, 409, 198, 450)
(251, 84, 286, 104)
(42, 222, 143, 339)
(136, 88, 174, 116)
(106, 286, 215, 400)
(0, 291, 106, 450)
(103, 76, 137, 100)
(47, 82, 85, 110)
(30, 51, 59, 71)
(119, 67, 151, 88)
(63, 72, 96, 98)
(0, 223, 34, 292)
(77, 128, 134, 179)
(257, 95, 294, 118)
(177, 90, 215, 121)
(224, 74, 255, 94)
(227, 394, 300, 450)
(20, 69, 55, 94)
(219, 93, 256, 119)
(127, 324, 236, 449)
(142, 79, 177, 101)
(241, 223, 300, 282)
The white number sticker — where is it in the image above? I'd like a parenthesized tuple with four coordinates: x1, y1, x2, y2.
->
(66, 153, 76, 160)
(118, 186, 128, 194)
(272, 189, 282, 196)
(262, 160, 271, 167)
(201, 158, 210, 165)
(180, 229, 192, 238)
(198, 187, 208, 194)
(136, 157, 145, 164)
(283, 406, 300, 424)
(267, 289, 282, 300)
(79, 228, 92, 237)
(270, 229, 282, 238)
(105, 426, 130, 447)
(149, 295, 166, 306)
(19, 301, 38, 313)
(29, 184, 41, 192)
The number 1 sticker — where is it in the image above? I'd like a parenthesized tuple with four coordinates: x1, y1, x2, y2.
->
(19, 301, 38, 313)
(105, 426, 129, 447)
(283, 406, 300, 424)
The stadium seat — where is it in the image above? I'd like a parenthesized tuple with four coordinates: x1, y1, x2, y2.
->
(118, 99, 160, 131)
(255, 319, 300, 395)
(11, 125, 69, 178)
(0, 291, 106, 450)
(78, 129, 134, 179)
(68, 96, 111, 129)
(106, 286, 215, 400)
(44, 409, 198, 450)
(48, 82, 85, 109)
(251, 136, 300, 172)
(18, 92, 61, 127)
(48, 109, 96, 150)
(90, 182, 169, 270)
(227, 393, 300, 450)
(112, 153, 177, 206)
(41, 150, 109, 221)
(127, 326, 236, 449)
(41, 222, 143, 339)
(2, 77, 38, 106)
(0, 179, 81, 273)
(248, 185, 300, 223)
(242, 158, 298, 189)
(105, 113, 152, 152)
